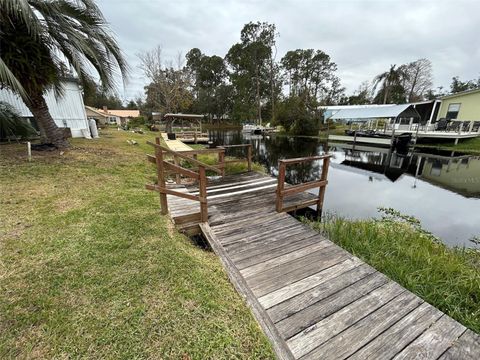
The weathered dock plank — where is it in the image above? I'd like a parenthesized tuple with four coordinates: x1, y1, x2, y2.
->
(439, 330, 480, 360)
(162, 171, 479, 359)
(392, 315, 466, 360)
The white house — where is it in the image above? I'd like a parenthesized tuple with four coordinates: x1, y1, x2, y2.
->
(0, 79, 90, 138)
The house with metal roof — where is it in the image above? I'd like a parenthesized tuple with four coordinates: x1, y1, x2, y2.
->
(322, 104, 395, 122)
(329, 104, 421, 125)
(0, 79, 90, 138)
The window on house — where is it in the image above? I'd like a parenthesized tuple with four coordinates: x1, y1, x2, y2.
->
(446, 103, 461, 120)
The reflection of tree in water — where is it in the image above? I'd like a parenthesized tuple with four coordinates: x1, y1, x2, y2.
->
(209, 131, 327, 184)
(258, 136, 324, 184)
(208, 130, 243, 147)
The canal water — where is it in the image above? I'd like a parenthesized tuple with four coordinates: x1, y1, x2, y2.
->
(208, 130, 480, 248)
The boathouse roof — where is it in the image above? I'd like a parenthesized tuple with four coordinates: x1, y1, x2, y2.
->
(163, 113, 204, 119)
(330, 104, 420, 121)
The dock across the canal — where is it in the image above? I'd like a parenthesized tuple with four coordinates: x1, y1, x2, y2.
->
(146, 137, 480, 360)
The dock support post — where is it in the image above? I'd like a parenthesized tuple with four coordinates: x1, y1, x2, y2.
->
(276, 162, 286, 212)
(174, 155, 181, 184)
(317, 157, 330, 218)
(155, 137, 168, 215)
(247, 144, 252, 172)
(390, 125, 396, 148)
(219, 149, 225, 177)
(199, 166, 208, 222)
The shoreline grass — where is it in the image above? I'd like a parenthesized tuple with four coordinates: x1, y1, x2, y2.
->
(0, 129, 274, 359)
(414, 137, 480, 154)
(305, 210, 480, 333)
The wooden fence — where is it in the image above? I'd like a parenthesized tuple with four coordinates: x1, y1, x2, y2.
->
(275, 155, 331, 215)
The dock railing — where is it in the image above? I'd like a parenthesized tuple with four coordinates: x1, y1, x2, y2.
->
(175, 131, 208, 143)
(276, 154, 331, 216)
(145, 139, 253, 223)
(146, 137, 224, 222)
(217, 144, 252, 176)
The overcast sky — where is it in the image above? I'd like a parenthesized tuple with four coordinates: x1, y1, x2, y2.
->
(96, 0, 480, 102)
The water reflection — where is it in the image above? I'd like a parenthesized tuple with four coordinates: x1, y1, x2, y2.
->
(208, 130, 480, 247)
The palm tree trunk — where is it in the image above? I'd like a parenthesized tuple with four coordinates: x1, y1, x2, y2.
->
(383, 85, 389, 104)
(26, 92, 70, 148)
(270, 56, 275, 123)
(256, 64, 261, 125)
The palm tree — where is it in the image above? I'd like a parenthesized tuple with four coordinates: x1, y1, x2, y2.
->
(0, 0, 128, 148)
(372, 65, 406, 104)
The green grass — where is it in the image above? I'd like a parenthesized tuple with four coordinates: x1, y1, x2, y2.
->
(179, 143, 264, 175)
(305, 210, 480, 333)
(317, 124, 348, 139)
(0, 129, 274, 359)
(415, 137, 480, 154)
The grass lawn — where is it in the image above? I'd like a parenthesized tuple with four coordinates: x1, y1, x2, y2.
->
(306, 211, 480, 333)
(318, 124, 348, 139)
(415, 137, 480, 154)
(0, 129, 274, 359)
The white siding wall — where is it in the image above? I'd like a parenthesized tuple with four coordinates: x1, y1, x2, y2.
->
(0, 80, 89, 138)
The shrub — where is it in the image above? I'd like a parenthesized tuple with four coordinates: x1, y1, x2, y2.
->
(275, 96, 320, 136)
(128, 116, 146, 128)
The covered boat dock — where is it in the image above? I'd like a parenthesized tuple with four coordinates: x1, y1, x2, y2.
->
(163, 113, 209, 143)
(329, 104, 480, 144)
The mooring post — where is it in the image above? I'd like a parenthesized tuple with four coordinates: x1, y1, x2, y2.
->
(155, 137, 168, 215)
(174, 155, 181, 184)
(198, 165, 208, 222)
(317, 157, 330, 218)
(276, 161, 286, 212)
(247, 144, 252, 172)
(219, 149, 225, 177)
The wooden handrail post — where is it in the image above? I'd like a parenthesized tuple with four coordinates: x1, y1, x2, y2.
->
(276, 161, 286, 212)
(317, 157, 330, 218)
(247, 144, 252, 172)
(155, 137, 168, 215)
(219, 149, 225, 177)
(198, 165, 208, 222)
(174, 155, 181, 184)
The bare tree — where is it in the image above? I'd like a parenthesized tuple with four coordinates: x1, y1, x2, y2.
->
(138, 46, 193, 114)
(402, 59, 433, 102)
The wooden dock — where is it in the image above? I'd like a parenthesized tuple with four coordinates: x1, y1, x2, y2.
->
(160, 132, 195, 152)
(146, 139, 480, 360)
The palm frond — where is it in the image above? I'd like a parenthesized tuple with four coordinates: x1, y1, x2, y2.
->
(0, 0, 43, 37)
(0, 57, 28, 98)
(0, 0, 129, 97)
(0, 101, 37, 139)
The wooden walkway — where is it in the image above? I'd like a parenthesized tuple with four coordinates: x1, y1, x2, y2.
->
(160, 132, 194, 152)
(165, 172, 480, 360)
